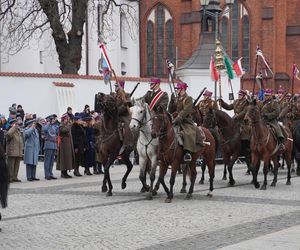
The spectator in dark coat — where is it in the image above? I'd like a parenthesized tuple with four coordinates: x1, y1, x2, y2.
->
(71, 113, 88, 176)
(82, 115, 95, 175)
(16, 105, 25, 121)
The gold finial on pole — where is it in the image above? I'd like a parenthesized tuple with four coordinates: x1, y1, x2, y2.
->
(214, 39, 225, 71)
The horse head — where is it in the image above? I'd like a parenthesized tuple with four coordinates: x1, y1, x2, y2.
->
(151, 106, 171, 139)
(244, 99, 260, 125)
(130, 99, 147, 131)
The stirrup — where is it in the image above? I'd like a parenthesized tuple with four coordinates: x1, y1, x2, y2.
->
(184, 152, 192, 162)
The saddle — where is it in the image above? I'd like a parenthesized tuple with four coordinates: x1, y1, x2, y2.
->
(174, 126, 206, 146)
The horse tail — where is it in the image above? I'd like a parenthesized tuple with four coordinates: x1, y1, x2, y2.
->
(0, 145, 9, 208)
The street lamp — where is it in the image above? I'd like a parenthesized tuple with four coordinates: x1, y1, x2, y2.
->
(200, 0, 235, 40)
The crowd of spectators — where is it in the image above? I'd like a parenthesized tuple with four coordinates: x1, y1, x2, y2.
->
(0, 104, 104, 182)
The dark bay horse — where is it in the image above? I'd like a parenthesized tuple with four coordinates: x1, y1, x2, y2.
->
(203, 109, 241, 186)
(244, 100, 293, 189)
(0, 144, 9, 232)
(292, 121, 300, 176)
(95, 92, 134, 196)
(151, 108, 215, 203)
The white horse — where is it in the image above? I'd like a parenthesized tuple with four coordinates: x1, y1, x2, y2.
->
(130, 100, 159, 200)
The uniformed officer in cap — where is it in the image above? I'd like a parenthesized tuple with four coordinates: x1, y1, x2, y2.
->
(170, 82, 202, 162)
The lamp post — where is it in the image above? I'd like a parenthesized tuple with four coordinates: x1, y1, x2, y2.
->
(200, 0, 235, 100)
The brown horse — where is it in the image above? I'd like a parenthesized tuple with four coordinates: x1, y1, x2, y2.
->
(244, 99, 293, 189)
(0, 144, 9, 231)
(95, 92, 134, 196)
(151, 107, 215, 202)
(203, 108, 242, 186)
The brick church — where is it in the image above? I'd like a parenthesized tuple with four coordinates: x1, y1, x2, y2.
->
(139, 0, 300, 94)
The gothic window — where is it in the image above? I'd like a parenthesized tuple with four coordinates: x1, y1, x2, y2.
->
(147, 21, 154, 76)
(166, 20, 174, 66)
(242, 16, 250, 71)
(156, 5, 165, 77)
(120, 12, 128, 48)
(231, 1, 239, 61)
(145, 4, 174, 77)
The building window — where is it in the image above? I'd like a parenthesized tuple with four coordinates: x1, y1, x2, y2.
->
(147, 21, 154, 76)
(221, 0, 250, 72)
(166, 20, 175, 65)
(242, 16, 250, 71)
(145, 4, 174, 77)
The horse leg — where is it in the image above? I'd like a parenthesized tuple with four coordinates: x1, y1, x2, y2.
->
(251, 155, 260, 189)
(285, 153, 292, 185)
(186, 162, 197, 200)
(139, 157, 149, 193)
(261, 159, 269, 190)
(104, 157, 115, 196)
(180, 165, 187, 193)
(158, 164, 170, 199)
(121, 155, 133, 190)
(147, 158, 158, 200)
(199, 159, 206, 185)
(166, 163, 179, 203)
(270, 156, 279, 187)
(222, 162, 227, 180)
(101, 160, 108, 193)
(227, 153, 239, 186)
(207, 159, 215, 197)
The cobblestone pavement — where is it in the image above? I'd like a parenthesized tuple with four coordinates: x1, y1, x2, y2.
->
(0, 161, 299, 250)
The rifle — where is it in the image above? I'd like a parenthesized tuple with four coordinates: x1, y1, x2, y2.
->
(130, 82, 140, 97)
(193, 87, 207, 107)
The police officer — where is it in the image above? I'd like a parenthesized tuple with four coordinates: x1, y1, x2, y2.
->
(261, 89, 285, 150)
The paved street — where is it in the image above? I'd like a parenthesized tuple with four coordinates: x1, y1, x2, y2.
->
(0, 161, 299, 250)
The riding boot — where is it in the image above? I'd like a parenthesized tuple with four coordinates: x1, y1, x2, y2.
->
(84, 167, 93, 175)
(61, 170, 72, 178)
(183, 151, 192, 162)
(278, 137, 285, 151)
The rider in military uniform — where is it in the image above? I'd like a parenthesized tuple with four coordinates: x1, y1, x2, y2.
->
(197, 90, 219, 116)
(141, 78, 169, 111)
(219, 89, 251, 173)
(261, 89, 285, 151)
(170, 82, 202, 162)
(114, 80, 134, 154)
(287, 94, 300, 130)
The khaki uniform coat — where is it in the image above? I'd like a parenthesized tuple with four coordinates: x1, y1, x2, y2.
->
(142, 89, 169, 111)
(56, 124, 75, 171)
(6, 126, 23, 157)
(175, 93, 198, 153)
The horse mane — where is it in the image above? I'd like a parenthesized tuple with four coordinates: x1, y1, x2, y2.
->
(215, 109, 235, 126)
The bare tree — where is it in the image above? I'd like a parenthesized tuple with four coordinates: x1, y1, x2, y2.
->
(0, 0, 139, 74)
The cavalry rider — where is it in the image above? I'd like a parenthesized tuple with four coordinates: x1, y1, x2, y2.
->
(197, 90, 219, 116)
(219, 90, 252, 173)
(261, 89, 285, 151)
(142, 78, 169, 111)
(287, 94, 300, 130)
(114, 80, 134, 153)
(170, 82, 202, 162)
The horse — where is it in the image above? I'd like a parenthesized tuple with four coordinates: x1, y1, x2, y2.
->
(0, 144, 9, 232)
(129, 100, 161, 200)
(95, 92, 134, 196)
(151, 107, 215, 203)
(244, 99, 293, 189)
(292, 121, 300, 176)
(203, 108, 242, 186)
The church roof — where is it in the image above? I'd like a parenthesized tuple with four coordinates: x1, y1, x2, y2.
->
(176, 32, 216, 71)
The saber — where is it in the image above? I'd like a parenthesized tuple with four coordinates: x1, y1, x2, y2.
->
(130, 82, 140, 97)
(193, 87, 207, 107)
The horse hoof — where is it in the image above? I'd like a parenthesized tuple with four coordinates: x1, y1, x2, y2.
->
(146, 195, 153, 200)
(245, 170, 251, 175)
(297, 169, 300, 176)
(254, 182, 260, 189)
(180, 188, 186, 194)
(121, 182, 127, 190)
(106, 191, 112, 197)
(222, 176, 227, 181)
(260, 185, 267, 190)
(286, 181, 291, 185)
(207, 192, 213, 198)
(152, 190, 157, 196)
(228, 180, 235, 187)
(270, 182, 276, 187)
(102, 186, 108, 193)
(199, 179, 204, 185)
(185, 194, 192, 200)
(165, 198, 172, 203)
(140, 187, 146, 193)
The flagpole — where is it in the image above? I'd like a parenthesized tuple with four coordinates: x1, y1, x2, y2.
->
(229, 78, 234, 100)
(252, 54, 259, 97)
(292, 64, 295, 97)
(219, 71, 222, 109)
